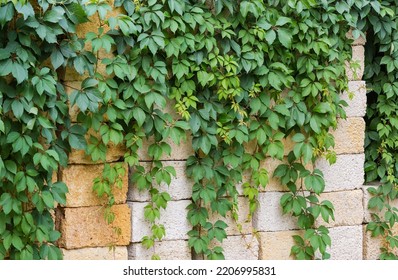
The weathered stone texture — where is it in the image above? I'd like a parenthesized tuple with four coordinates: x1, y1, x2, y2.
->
(216, 235, 259, 260)
(258, 230, 303, 260)
(341, 81, 367, 118)
(328, 226, 363, 260)
(62, 163, 128, 207)
(62, 246, 128, 260)
(208, 196, 252, 236)
(316, 153, 364, 192)
(128, 161, 193, 202)
(317, 190, 364, 228)
(253, 192, 299, 232)
(129, 200, 191, 242)
(346, 45, 365, 81)
(58, 204, 131, 249)
(240, 157, 313, 193)
(363, 225, 383, 260)
(128, 240, 191, 260)
(332, 117, 365, 154)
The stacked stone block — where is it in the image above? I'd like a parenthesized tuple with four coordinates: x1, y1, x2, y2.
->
(127, 155, 193, 259)
(254, 35, 367, 260)
(127, 147, 259, 259)
(56, 5, 131, 259)
(59, 13, 372, 260)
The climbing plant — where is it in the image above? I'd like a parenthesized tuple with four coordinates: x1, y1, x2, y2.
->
(72, 0, 356, 260)
(0, 0, 88, 259)
(360, 0, 398, 260)
(0, 0, 359, 260)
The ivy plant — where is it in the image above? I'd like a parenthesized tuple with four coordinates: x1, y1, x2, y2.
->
(0, 0, 88, 259)
(79, 0, 356, 260)
(359, 0, 398, 260)
(1, 0, 361, 260)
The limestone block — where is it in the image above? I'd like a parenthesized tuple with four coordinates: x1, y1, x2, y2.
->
(316, 153, 364, 192)
(128, 240, 191, 260)
(208, 196, 253, 236)
(68, 143, 125, 164)
(62, 246, 128, 260)
(243, 157, 288, 193)
(216, 235, 259, 260)
(129, 200, 191, 242)
(341, 81, 367, 118)
(259, 226, 363, 260)
(332, 117, 365, 155)
(240, 157, 313, 193)
(128, 161, 193, 202)
(62, 163, 128, 207)
(346, 45, 365, 81)
(316, 190, 364, 228)
(328, 226, 363, 260)
(258, 230, 303, 260)
(253, 192, 299, 232)
(363, 225, 382, 260)
(137, 136, 194, 161)
(58, 204, 131, 249)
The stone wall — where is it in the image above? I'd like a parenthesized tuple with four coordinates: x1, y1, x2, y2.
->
(56, 18, 373, 260)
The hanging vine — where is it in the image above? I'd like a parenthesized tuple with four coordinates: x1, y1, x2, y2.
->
(0, 0, 360, 260)
(359, 0, 398, 260)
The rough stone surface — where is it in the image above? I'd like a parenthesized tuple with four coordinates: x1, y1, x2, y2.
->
(253, 192, 299, 232)
(62, 163, 128, 207)
(258, 230, 303, 260)
(68, 144, 125, 164)
(316, 153, 365, 192)
(137, 136, 194, 161)
(215, 235, 259, 260)
(62, 246, 128, 260)
(332, 117, 365, 155)
(129, 200, 191, 242)
(363, 225, 383, 260)
(239, 158, 313, 193)
(328, 226, 363, 260)
(317, 190, 364, 228)
(58, 204, 131, 249)
(341, 81, 367, 118)
(128, 161, 193, 202)
(208, 196, 252, 236)
(346, 45, 365, 81)
(128, 240, 191, 260)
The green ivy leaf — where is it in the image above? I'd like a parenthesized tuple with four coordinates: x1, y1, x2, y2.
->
(0, 3, 14, 28)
